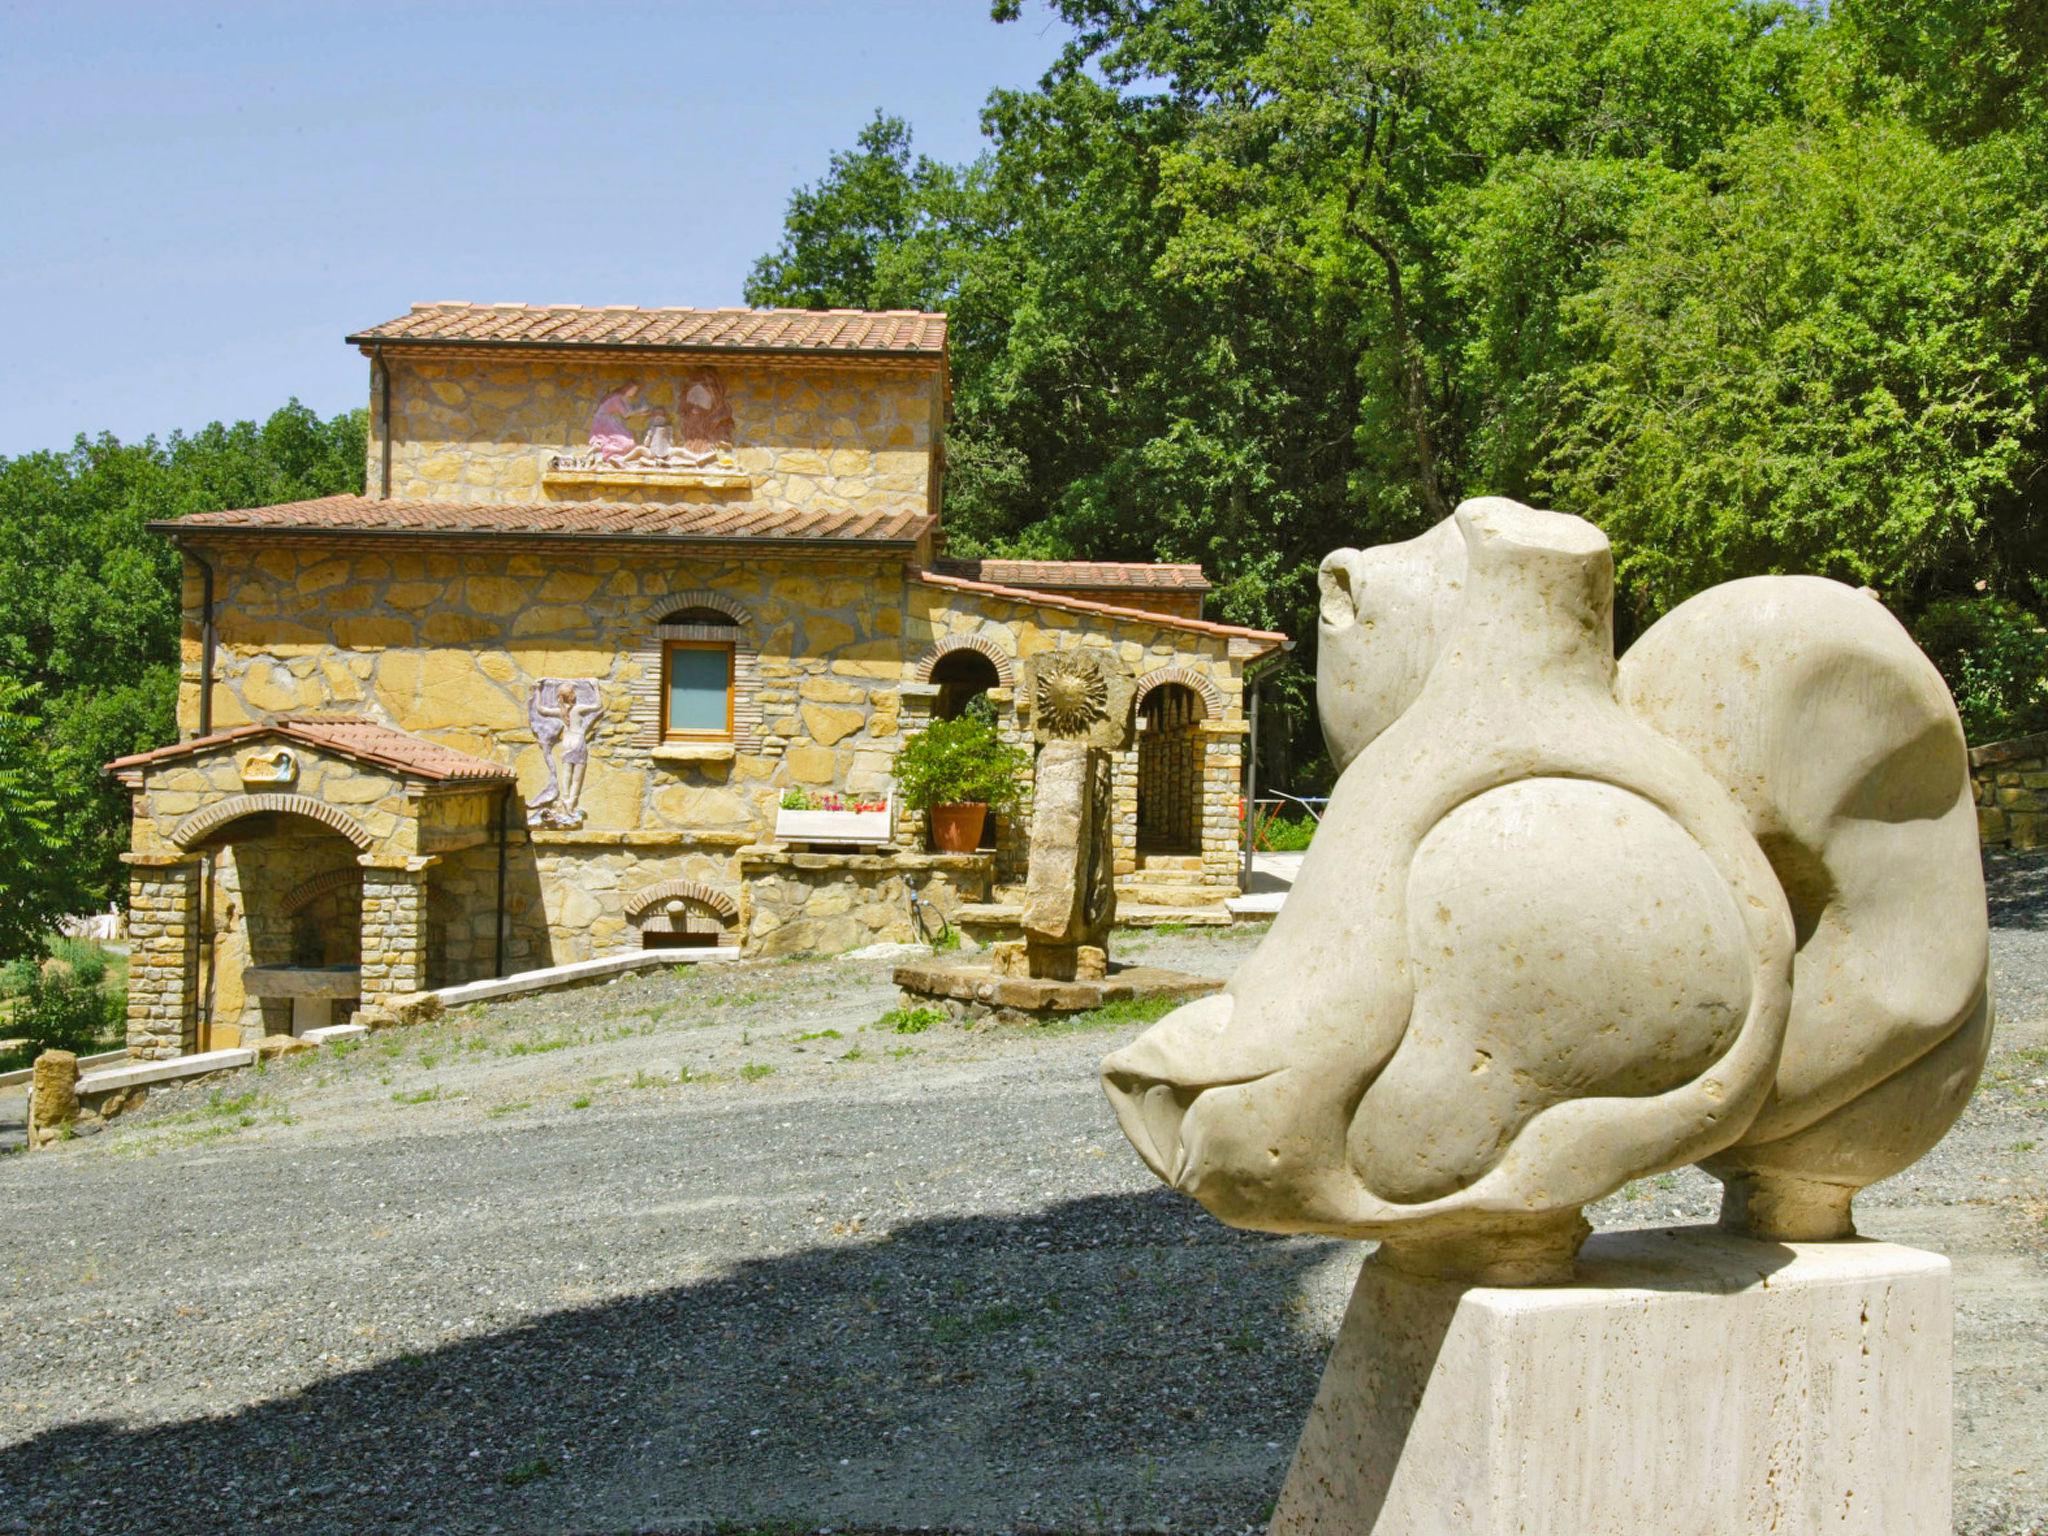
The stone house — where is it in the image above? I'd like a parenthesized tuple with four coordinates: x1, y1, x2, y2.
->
(107, 303, 1290, 1059)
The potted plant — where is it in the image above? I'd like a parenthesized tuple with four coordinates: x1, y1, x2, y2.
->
(893, 706, 1027, 852)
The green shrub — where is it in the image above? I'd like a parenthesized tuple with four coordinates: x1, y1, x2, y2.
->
(1256, 814, 1317, 852)
(2, 959, 124, 1068)
(879, 1005, 944, 1034)
(893, 710, 1027, 811)
(1911, 595, 2048, 744)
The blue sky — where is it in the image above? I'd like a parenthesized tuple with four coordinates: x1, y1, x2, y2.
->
(0, 1, 1071, 456)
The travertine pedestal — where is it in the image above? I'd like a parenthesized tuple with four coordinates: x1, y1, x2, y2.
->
(1273, 1226, 1950, 1536)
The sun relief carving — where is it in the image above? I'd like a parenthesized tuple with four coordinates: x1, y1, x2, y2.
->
(1035, 653, 1110, 737)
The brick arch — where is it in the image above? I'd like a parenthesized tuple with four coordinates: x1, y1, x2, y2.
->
(629, 592, 763, 750)
(281, 867, 363, 917)
(172, 793, 376, 851)
(913, 634, 1015, 688)
(625, 880, 739, 923)
(1134, 666, 1223, 720)
(646, 589, 753, 630)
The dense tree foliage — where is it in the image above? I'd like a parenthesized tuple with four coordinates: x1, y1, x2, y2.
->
(0, 403, 365, 950)
(749, 0, 2048, 763)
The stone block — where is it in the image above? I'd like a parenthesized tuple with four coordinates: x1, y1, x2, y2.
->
(801, 702, 866, 746)
(1271, 1228, 1950, 1536)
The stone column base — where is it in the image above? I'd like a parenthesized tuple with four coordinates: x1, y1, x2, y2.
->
(1272, 1225, 1950, 1536)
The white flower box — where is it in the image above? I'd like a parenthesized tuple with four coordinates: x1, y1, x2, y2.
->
(775, 793, 896, 847)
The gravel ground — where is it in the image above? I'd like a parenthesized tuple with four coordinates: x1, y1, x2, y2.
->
(0, 876, 2043, 1535)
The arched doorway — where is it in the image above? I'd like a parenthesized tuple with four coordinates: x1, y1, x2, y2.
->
(187, 809, 364, 1048)
(932, 647, 1002, 720)
(1136, 682, 1206, 856)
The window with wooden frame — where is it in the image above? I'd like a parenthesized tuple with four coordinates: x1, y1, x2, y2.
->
(629, 596, 762, 751)
(660, 607, 736, 739)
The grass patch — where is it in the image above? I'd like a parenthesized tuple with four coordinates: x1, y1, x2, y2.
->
(487, 1100, 534, 1117)
(391, 1086, 443, 1106)
(739, 1062, 774, 1082)
(878, 1005, 944, 1035)
(1033, 992, 1187, 1036)
(506, 1036, 578, 1057)
(840, 1047, 865, 1062)
(569, 1094, 593, 1110)
(795, 1027, 842, 1041)
(502, 1457, 553, 1487)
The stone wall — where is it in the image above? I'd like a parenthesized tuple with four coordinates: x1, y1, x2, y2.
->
(906, 583, 1250, 889)
(124, 859, 200, 1060)
(1971, 732, 2048, 851)
(181, 540, 1257, 932)
(370, 356, 942, 520)
(738, 849, 993, 957)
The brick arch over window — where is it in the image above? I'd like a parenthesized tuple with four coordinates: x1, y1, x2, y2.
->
(172, 793, 377, 851)
(913, 634, 1015, 688)
(282, 867, 363, 918)
(625, 880, 739, 923)
(1134, 666, 1224, 720)
(628, 591, 762, 750)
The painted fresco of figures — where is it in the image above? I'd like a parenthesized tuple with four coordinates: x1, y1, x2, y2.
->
(526, 678, 603, 828)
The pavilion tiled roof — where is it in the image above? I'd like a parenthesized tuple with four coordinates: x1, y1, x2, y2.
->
(348, 303, 947, 358)
(154, 494, 936, 547)
(106, 717, 513, 783)
(932, 558, 1211, 593)
(916, 569, 1289, 657)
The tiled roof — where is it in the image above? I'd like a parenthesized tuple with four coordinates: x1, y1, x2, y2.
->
(933, 558, 1211, 593)
(106, 717, 513, 783)
(917, 570, 1289, 655)
(348, 303, 947, 357)
(155, 494, 935, 546)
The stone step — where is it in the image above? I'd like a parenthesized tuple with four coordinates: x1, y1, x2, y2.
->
(1115, 880, 1231, 907)
(1135, 853, 1204, 872)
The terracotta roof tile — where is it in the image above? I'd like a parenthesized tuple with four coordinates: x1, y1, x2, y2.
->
(348, 303, 947, 357)
(933, 558, 1211, 593)
(916, 569, 1288, 654)
(156, 494, 935, 547)
(106, 717, 513, 783)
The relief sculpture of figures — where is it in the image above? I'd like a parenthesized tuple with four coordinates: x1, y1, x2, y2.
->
(1102, 497, 1993, 1284)
(526, 678, 604, 829)
(550, 369, 735, 475)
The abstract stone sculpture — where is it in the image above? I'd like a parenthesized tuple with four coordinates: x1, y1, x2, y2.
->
(996, 650, 1132, 982)
(1103, 498, 1990, 1283)
(896, 647, 1220, 1020)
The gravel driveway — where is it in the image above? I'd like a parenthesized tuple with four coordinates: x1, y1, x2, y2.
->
(1, 878, 2044, 1535)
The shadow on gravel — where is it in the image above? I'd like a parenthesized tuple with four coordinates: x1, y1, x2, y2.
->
(1986, 849, 2048, 931)
(0, 1190, 1343, 1536)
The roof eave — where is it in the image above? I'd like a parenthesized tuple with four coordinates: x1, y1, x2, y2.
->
(152, 521, 929, 556)
(346, 333, 947, 364)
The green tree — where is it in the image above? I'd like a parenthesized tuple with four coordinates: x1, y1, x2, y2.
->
(0, 400, 365, 952)
(754, 0, 2046, 750)
(0, 678, 67, 962)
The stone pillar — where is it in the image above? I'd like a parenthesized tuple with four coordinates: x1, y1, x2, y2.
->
(1200, 720, 1247, 889)
(990, 687, 1034, 886)
(358, 857, 434, 1003)
(123, 855, 201, 1060)
(1111, 744, 1140, 875)
(1273, 1228, 1952, 1536)
(894, 684, 941, 849)
(26, 1050, 79, 1148)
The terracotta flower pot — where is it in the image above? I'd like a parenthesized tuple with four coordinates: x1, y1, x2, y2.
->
(928, 802, 988, 853)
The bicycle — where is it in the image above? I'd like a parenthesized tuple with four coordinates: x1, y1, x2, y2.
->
(907, 877, 954, 948)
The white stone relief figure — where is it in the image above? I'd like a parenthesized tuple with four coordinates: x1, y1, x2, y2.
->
(526, 678, 604, 829)
(1101, 498, 1990, 1283)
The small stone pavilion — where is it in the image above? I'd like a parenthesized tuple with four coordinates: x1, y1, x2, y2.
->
(108, 302, 1289, 1059)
